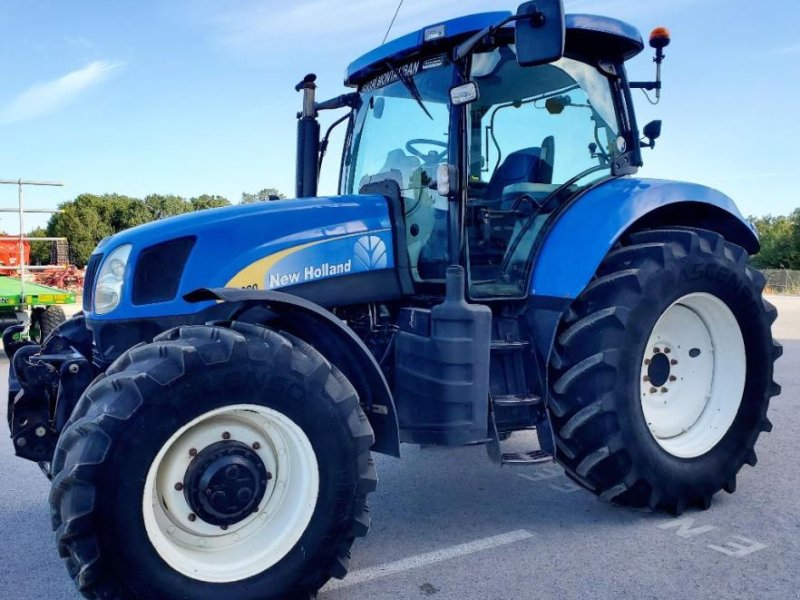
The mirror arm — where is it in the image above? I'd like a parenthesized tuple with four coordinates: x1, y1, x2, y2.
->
(315, 92, 362, 113)
(455, 14, 519, 61)
(629, 81, 662, 91)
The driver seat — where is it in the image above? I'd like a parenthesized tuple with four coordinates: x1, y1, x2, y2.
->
(486, 136, 555, 201)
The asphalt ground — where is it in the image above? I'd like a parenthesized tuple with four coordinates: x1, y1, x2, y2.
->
(1, 298, 798, 600)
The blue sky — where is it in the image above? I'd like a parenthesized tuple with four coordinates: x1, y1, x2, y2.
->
(1, 0, 798, 233)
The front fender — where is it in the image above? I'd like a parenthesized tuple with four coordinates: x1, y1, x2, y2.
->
(530, 178, 759, 300)
(185, 287, 400, 457)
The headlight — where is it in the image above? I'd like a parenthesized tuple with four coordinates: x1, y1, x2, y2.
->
(94, 244, 132, 315)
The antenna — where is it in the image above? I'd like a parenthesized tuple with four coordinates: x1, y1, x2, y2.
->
(382, 0, 404, 45)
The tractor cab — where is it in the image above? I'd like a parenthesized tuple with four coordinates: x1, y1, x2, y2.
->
(324, 7, 652, 299)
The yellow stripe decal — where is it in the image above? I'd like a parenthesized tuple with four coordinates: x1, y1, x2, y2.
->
(226, 239, 326, 288)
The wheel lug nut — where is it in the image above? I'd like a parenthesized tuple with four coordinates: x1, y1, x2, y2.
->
(654, 347, 661, 354)
(174, 482, 184, 491)
(671, 359, 678, 366)
(220, 525, 228, 531)
(669, 375, 677, 382)
(664, 348, 671, 354)
(266, 472, 273, 481)
(650, 387, 658, 394)
(644, 359, 651, 365)
(189, 448, 198, 457)
(661, 387, 668, 393)
(643, 376, 650, 382)
(222, 432, 231, 440)
(188, 513, 197, 522)
(253, 442, 261, 450)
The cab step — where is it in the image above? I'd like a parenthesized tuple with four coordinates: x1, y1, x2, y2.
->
(490, 339, 531, 352)
(492, 394, 541, 408)
(486, 413, 554, 466)
(500, 449, 552, 465)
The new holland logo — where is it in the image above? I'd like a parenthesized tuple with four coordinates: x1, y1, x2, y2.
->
(354, 235, 388, 270)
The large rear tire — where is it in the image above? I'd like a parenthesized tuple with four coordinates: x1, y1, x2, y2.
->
(550, 228, 781, 514)
(50, 322, 376, 599)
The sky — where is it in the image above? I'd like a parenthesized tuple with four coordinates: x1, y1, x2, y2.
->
(0, 0, 798, 234)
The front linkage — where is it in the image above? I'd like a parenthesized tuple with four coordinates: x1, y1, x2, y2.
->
(6, 314, 94, 470)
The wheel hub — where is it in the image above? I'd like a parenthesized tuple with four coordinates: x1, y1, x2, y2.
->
(639, 293, 746, 458)
(183, 441, 270, 526)
(646, 350, 672, 387)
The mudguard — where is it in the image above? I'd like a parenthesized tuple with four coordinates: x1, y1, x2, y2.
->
(185, 287, 401, 457)
(530, 178, 759, 299)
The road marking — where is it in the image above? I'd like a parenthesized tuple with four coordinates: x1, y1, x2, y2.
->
(324, 529, 535, 591)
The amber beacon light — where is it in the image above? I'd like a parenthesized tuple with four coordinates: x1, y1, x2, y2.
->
(649, 27, 671, 50)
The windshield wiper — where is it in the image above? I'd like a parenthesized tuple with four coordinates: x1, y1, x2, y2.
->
(387, 62, 433, 121)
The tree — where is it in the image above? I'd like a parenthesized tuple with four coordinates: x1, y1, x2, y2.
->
(749, 213, 799, 269)
(47, 195, 118, 267)
(28, 227, 52, 265)
(45, 193, 232, 267)
(142, 194, 193, 220)
(241, 188, 286, 204)
(190, 195, 230, 211)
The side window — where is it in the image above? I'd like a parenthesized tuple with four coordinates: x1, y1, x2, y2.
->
(466, 51, 621, 299)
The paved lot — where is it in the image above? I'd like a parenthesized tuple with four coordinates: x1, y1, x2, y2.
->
(1, 298, 799, 600)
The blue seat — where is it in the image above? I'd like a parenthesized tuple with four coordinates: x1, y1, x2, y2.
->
(486, 137, 555, 201)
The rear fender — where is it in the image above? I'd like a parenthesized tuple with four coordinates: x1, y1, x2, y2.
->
(531, 178, 759, 300)
(185, 287, 401, 457)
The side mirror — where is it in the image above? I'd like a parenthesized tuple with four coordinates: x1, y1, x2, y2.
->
(642, 120, 663, 148)
(515, 0, 565, 67)
(450, 81, 480, 106)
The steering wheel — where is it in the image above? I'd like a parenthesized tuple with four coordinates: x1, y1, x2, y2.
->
(406, 139, 448, 163)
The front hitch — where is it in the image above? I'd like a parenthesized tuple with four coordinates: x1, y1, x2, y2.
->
(7, 314, 95, 469)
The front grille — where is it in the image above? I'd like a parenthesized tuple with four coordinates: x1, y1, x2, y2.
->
(83, 253, 103, 311)
(132, 237, 196, 305)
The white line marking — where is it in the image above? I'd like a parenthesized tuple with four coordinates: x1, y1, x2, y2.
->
(324, 529, 535, 592)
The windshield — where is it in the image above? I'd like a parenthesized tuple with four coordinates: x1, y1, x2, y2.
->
(344, 58, 454, 281)
(466, 48, 622, 298)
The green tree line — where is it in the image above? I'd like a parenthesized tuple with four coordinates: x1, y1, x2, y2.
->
(26, 192, 797, 270)
(749, 209, 800, 270)
(28, 189, 285, 267)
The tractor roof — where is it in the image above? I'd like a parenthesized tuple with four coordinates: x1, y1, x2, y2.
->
(345, 12, 644, 87)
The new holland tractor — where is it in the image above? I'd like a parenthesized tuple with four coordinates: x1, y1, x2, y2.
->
(5, 2, 781, 599)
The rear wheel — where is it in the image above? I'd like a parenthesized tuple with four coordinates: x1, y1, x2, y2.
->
(550, 228, 781, 513)
(50, 322, 376, 599)
(30, 305, 66, 343)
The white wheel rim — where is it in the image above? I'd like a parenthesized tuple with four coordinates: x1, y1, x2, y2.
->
(142, 404, 319, 583)
(640, 293, 746, 459)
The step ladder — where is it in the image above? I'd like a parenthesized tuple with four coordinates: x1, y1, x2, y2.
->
(487, 336, 553, 466)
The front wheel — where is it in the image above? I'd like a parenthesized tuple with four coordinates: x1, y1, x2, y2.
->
(50, 322, 376, 599)
(550, 228, 781, 514)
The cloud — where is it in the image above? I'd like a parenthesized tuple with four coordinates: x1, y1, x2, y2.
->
(0, 60, 122, 124)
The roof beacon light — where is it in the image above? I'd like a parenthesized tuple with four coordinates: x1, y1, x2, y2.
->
(424, 24, 446, 43)
(649, 27, 671, 50)
(630, 26, 672, 103)
(650, 27, 670, 101)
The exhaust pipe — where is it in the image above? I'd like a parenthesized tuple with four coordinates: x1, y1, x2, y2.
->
(295, 74, 320, 198)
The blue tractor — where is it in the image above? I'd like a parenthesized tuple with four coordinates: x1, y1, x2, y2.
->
(6, 2, 781, 598)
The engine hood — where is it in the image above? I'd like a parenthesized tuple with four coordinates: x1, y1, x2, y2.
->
(90, 194, 396, 320)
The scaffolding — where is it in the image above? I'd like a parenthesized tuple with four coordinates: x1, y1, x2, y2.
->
(0, 179, 72, 304)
